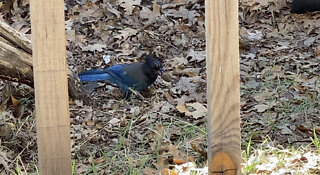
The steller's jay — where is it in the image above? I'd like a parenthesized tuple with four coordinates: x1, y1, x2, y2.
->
(78, 55, 164, 97)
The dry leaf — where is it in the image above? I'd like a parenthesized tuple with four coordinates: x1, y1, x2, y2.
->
(173, 68, 201, 77)
(11, 95, 21, 107)
(13, 104, 25, 118)
(162, 169, 178, 175)
(87, 120, 95, 126)
(103, 3, 121, 18)
(109, 118, 120, 125)
(164, 92, 175, 104)
(143, 167, 157, 175)
(0, 152, 9, 171)
(139, 1, 160, 25)
(187, 156, 194, 162)
(118, 0, 141, 15)
(172, 56, 188, 66)
(177, 102, 207, 119)
(114, 28, 138, 40)
(303, 37, 315, 47)
(82, 43, 106, 52)
(173, 158, 185, 165)
(187, 49, 205, 62)
(94, 157, 105, 164)
(176, 104, 189, 113)
(254, 104, 268, 113)
(96, 122, 103, 128)
(186, 102, 207, 119)
(0, 124, 13, 137)
(161, 73, 172, 82)
(173, 77, 198, 93)
(166, 6, 199, 24)
(190, 142, 207, 158)
(279, 126, 293, 135)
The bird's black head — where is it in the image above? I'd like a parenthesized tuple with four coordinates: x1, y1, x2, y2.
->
(143, 55, 164, 82)
(145, 55, 164, 76)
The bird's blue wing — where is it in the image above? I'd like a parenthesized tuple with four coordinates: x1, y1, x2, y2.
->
(105, 64, 137, 93)
(78, 69, 110, 82)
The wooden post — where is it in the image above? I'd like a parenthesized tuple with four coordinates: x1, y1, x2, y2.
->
(205, 0, 241, 174)
(30, 0, 72, 174)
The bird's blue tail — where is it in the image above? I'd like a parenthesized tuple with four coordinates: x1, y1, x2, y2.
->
(78, 69, 110, 82)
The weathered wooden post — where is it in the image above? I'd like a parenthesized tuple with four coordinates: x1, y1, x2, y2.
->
(205, 0, 241, 174)
(30, 0, 72, 174)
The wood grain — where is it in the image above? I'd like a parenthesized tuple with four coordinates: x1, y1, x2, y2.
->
(30, 0, 72, 174)
(205, 0, 241, 174)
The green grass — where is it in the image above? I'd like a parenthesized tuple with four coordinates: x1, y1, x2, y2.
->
(295, 94, 320, 115)
(243, 135, 252, 162)
(72, 160, 76, 175)
(311, 128, 320, 151)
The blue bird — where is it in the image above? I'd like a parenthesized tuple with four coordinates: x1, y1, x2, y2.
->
(78, 55, 164, 97)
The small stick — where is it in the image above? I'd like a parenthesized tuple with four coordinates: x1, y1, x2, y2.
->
(128, 87, 144, 99)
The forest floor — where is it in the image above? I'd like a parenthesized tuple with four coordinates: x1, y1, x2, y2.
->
(0, 0, 320, 174)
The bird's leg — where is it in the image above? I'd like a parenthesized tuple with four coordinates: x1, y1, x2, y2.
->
(123, 90, 131, 99)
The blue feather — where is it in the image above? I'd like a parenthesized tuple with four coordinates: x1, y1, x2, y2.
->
(78, 69, 110, 82)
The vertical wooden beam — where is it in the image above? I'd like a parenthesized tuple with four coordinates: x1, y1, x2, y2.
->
(30, 0, 71, 174)
(205, 0, 241, 174)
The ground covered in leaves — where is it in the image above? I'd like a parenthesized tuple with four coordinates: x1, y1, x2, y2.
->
(0, 0, 320, 174)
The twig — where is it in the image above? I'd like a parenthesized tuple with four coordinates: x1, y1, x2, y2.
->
(72, 129, 100, 153)
(5, 137, 36, 171)
(72, 123, 110, 153)
(128, 87, 144, 99)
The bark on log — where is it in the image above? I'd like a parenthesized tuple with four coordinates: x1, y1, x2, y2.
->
(0, 21, 32, 54)
(0, 40, 33, 86)
(0, 21, 88, 102)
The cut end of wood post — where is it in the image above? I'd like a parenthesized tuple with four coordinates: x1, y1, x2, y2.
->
(210, 152, 236, 175)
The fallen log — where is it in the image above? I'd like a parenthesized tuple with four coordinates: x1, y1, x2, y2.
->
(0, 21, 32, 54)
(0, 20, 88, 102)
